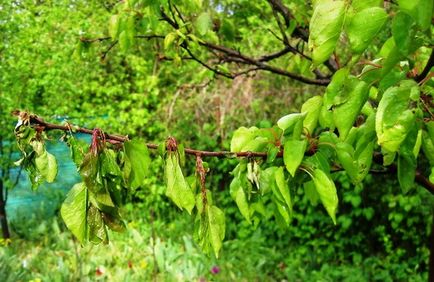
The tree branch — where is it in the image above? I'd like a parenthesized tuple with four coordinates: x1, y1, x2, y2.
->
(14, 112, 434, 195)
(373, 153, 434, 195)
(158, 7, 330, 86)
(200, 41, 330, 85)
(266, 0, 309, 41)
(25, 113, 274, 158)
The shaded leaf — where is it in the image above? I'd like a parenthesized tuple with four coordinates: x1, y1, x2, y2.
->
(124, 139, 150, 189)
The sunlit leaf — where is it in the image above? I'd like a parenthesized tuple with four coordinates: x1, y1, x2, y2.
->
(61, 182, 88, 244)
(308, 1, 346, 66)
(312, 169, 338, 224)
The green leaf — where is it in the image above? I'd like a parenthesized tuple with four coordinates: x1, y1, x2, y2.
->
(195, 12, 212, 36)
(230, 177, 251, 223)
(422, 131, 434, 165)
(35, 150, 58, 183)
(275, 167, 292, 212)
(398, 153, 416, 193)
(221, 19, 235, 41)
(207, 205, 225, 258)
(259, 166, 278, 195)
(392, 12, 419, 56)
(308, 1, 346, 66)
(430, 167, 434, 183)
(87, 205, 107, 244)
(283, 139, 307, 177)
(277, 113, 305, 133)
(66, 137, 89, 168)
(230, 127, 258, 152)
(109, 15, 120, 39)
(301, 96, 323, 135)
(304, 181, 319, 205)
(124, 139, 150, 189)
(346, 7, 388, 53)
(61, 183, 88, 244)
(312, 169, 338, 224)
(336, 142, 358, 181)
(351, 0, 383, 11)
(376, 81, 418, 152)
(118, 31, 130, 52)
(165, 154, 195, 214)
(80, 152, 100, 192)
(397, 126, 420, 192)
(164, 32, 177, 50)
(333, 78, 369, 140)
(398, 0, 433, 30)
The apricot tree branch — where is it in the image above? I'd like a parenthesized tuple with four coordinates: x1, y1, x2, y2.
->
(14, 111, 434, 195)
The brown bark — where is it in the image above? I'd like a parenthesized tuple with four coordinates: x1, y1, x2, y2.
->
(0, 179, 10, 239)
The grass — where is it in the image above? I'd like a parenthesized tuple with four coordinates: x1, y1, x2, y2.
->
(0, 202, 428, 282)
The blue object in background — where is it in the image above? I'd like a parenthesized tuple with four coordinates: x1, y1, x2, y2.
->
(6, 134, 90, 223)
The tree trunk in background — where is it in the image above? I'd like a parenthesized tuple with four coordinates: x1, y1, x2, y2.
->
(0, 179, 10, 239)
(429, 211, 434, 282)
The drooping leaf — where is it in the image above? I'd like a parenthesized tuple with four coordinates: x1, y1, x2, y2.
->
(392, 12, 419, 56)
(333, 78, 369, 140)
(283, 139, 307, 177)
(336, 142, 358, 181)
(124, 139, 150, 189)
(275, 167, 292, 213)
(308, 1, 346, 66)
(301, 96, 323, 135)
(398, 0, 433, 30)
(35, 150, 58, 183)
(312, 169, 338, 224)
(60, 183, 88, 244)
(80, 152, 100, 192)
(304, 181, 319, 205)
(66, 137, 89, 168)
(346, 7, 388, 53)
(165, 154, 195, 214)
(397, 125, 420, 193)
(229, 176, 251, 223)
(109, 14, 120, 39)
(259, 166, 278, 195)
(422, 131, 434, 166)
(207, 205, 225, 258)
(87, 204, 107, 244)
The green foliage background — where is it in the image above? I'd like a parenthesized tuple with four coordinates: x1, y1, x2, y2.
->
(1, 0, 433, 281)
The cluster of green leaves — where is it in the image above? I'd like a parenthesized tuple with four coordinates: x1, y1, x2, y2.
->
(14, 121, 226, 257)
(223, 0, 433, 225)
(161, 145, 225, 257)
(14, 123, 57, 190)
(12, 0, 434, 260)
